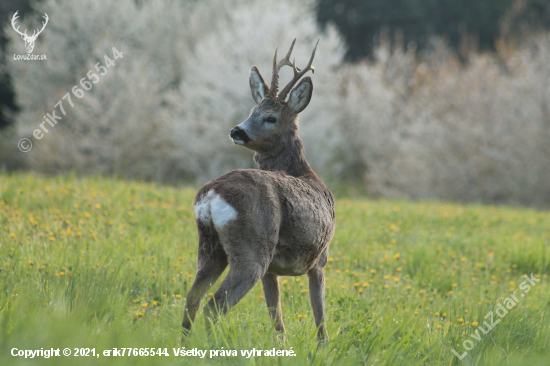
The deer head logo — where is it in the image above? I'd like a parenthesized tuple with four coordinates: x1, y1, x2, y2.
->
(11, 11, 49, 54)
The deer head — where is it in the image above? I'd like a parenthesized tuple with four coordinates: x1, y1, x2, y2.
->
(12, 11, 49, 54)
(230, 39, 318, 155)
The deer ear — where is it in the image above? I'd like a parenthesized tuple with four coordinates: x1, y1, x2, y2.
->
(287, 77, 313, 113)
(249, 66, 269, 104)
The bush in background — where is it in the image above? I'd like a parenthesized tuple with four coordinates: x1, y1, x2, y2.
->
(5, 0, 344, 184)
(3, 0, 550, 207)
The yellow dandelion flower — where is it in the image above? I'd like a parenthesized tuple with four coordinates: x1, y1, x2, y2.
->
(472, 322, 478, 326)
(393, 253, 400, 259)
(370, 269, 377, 274)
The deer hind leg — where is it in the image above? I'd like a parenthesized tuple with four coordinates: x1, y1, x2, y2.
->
(308, 265, 329, 342)
(203, 255, 267, 328)
(182, 229, 227, 333)
(261, 273, 285, 334)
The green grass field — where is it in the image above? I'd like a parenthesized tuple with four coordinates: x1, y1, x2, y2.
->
(1, 173, 549, 365)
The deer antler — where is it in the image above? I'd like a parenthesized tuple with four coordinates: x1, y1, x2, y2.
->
(11, 11, 29, 38)
(30, 13, 49, 40)
(267, 39, 296, 99)
(277, 39, 319, 101)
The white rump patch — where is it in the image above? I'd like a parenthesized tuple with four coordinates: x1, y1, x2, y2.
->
(194, 190, 237, 229)
(194, 192, 211, 223)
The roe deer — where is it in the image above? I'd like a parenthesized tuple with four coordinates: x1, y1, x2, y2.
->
(182, 39, 335, 341)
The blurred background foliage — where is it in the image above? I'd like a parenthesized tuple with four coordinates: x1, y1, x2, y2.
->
(0, 0, 549, 208)
(317, 0, 550, 60)
(0, 0, 33, 130)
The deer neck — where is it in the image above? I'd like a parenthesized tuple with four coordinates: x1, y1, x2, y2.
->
(253, 129, 314, 178)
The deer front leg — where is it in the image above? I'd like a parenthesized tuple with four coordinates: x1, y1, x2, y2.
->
(261, 273, 286, 334)
(308, 266, 328, 342)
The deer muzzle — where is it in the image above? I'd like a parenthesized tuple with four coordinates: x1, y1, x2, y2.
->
(230, 126, 250, 144)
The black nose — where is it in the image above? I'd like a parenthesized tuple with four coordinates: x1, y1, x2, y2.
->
(230, 127, 250, 143)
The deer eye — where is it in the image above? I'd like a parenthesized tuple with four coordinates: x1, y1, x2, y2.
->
(264, 117, 277, 123)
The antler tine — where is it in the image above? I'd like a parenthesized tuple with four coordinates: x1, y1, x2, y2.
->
(278, 39, 319, 101)
(33, 13, 49, 38)
(267, 39, 296, 98)
(11, 11, 28, 37)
